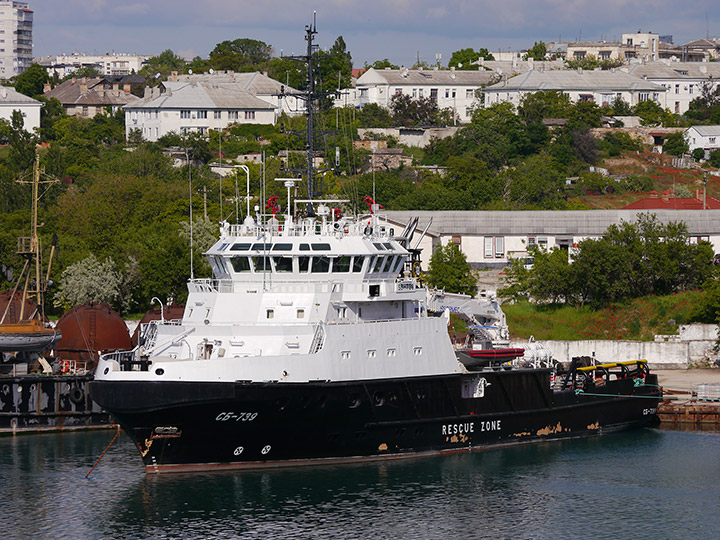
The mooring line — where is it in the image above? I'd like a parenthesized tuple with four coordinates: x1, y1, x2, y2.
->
(86, 425, 121, 479)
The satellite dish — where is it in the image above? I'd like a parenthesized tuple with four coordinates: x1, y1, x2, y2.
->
(209, 68, 214, 74)
(188, 69, 193, 74)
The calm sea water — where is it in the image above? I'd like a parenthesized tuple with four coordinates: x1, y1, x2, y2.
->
(1, 428, 718, 540)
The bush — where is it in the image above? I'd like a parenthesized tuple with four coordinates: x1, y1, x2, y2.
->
(709, 149, 720, 168)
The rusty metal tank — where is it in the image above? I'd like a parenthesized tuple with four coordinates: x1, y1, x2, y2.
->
(55, 303, 131, 369)
(0, 291, 41, 324)
(131, 305, 186, 346)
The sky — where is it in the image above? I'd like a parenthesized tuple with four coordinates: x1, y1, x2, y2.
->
(31, 1, 718, 67)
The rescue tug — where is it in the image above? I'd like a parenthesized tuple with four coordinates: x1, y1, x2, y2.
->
(89, 23, 661, 474)
(90, 198, 661, 474)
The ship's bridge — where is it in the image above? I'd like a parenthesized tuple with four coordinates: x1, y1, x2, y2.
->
(203, 213, 410, 284)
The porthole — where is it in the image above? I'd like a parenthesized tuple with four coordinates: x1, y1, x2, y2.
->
(373, 391, 385, 406)
(348, 393, 361, 408)
(155, 368, 165, 376)
(103, 367, 109, 375)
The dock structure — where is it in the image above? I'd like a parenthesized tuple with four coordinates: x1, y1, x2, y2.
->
(658, 382, 720, 428)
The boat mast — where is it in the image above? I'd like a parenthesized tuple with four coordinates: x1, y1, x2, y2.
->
(304, 17, 318, 201)
(12, 154, 58, 321)
(281, 13, 337, 208)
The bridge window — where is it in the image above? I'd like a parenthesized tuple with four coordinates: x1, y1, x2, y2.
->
(311, 256, 330, 273)
(230, 243, 251, 251)
(352, 256, 366, 273)
(252, 256, 271, 272)
(298, 256, 310, 272)
(334, 256, 351, 272)
(311, 243, 331, 251)
(230, 256, 251, 272)
(272, 243, 292, 251)
(273, 256, 293, 273)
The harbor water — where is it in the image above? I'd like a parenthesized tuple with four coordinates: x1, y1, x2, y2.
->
(1, 428, 718, 540)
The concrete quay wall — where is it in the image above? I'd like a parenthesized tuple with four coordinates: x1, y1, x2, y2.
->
(512, 324, 719, 369)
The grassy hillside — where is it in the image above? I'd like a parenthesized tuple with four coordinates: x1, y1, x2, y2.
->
(504, 290, 705, 341)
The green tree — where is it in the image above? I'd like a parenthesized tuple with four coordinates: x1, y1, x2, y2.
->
(454, 102, 539, 170)
(425, 243, 477, 296)
(524, 41, 547, 61)
(685, 78, 720, 124)
(566, 100, 603, 130)
(53, 254, 125, 311)
(263, 57, 304, 90)
(140, 49, 187, 77)
(8, 110, 36, 172)
(61, 65, 101, 81)
(13, 63, 48, 98)
(633, 100, 672, 126)
(610, 97, 632, 115)
(355, 103, 393, 127)
(390, 93, 439, 126)
(518, 90, 572, 123)
(709, 149, 720, 168)
(37, 96, 66, 141)
(208, 38, 273, 71)
(663, 132, 689, 156)
(366, 59, 399, 70)
(317, 36, 353, 97)
(448, 48, 480, 69)
(507, 154, 567, 208)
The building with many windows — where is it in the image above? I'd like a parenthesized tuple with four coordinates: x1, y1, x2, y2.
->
(124, 80, 276, 141)
(0, 0, 32, 79)
(342, 67, 497, 123)
(483, 69, 666, 109)
(35, 53, 150, 78)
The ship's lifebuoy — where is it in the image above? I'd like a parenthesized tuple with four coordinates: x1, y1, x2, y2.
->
(411, 261, 423, 278)
(60, 361, 70, 373)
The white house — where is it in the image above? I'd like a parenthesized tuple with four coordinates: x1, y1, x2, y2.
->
(386, 210, 720, 269)
(684, 125, 720, 157)
(176, 71, 304, 118)
(483, 69, 666, 109)
(345, 67, 498, 123)
(0, 85, 41, 132)
(625, 62, 720, 114)
(124, 81, 276, 142)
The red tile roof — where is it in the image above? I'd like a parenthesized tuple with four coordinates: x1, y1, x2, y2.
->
(623, 196, 720, 210)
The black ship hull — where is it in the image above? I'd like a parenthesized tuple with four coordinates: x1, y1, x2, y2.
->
(90, 368, 661, 473)
(1, 374, 112, 434)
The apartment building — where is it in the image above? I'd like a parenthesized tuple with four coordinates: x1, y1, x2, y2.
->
(37, 53, 150, 78)
(345, 67, 497, 123)
(483, 69, 665, 109)
(0, 0, 32, 79)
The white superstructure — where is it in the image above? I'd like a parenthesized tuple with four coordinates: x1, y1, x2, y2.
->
(97, 205, 463, 385)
